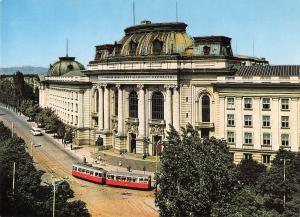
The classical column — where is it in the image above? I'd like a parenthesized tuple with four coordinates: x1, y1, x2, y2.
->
(97, 85, 104, 130)
(103, 84, 110, 131)
(165, 85, 172, 131)
(78, 90, 84, 128)
(173, 85, 180, 131)
(117, 84, 124, 135)
(138, 84, 145, 138)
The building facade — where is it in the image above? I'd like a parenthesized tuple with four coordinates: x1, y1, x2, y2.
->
(39, 21, 300, 164)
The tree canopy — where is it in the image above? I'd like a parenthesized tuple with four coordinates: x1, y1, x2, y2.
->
(0, 121, 90, 217)
(156, 124, 300, 217)
(156, 124, 238, 217)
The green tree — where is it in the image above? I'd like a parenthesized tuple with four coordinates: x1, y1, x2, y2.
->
(237, 158, 267, 187)
(64, 126, 74, 143)
(0, 121, 90, 217)
(156, 124, 238, 217)
(221, 186, 281, 217)
(257, 149, 300, 215)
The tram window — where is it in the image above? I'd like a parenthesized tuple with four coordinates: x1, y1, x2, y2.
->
(139, 178, 144, 182)
(109, 175, 114, 179)
(82, 169, 85, 173)
(127, 177, 132, 182)
(95, 172, 98, 177)
(116, 176, 121, 181)
(78, 168, 82, 172)
(121, 176, 126, 181)
(90, 171, 94, 175)
(144, 178, 148, 182)
(98, 173, 102, 177)
(74, 167, 77, 171)
(132, 177, 137, 182)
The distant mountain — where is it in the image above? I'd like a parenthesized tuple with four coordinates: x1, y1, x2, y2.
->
(0, 66, 48, 75)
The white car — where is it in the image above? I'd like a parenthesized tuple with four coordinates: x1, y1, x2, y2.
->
(30, 127, 42, 136)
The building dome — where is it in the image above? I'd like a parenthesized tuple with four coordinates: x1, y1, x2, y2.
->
(119, 21, 194, 56)
(48, 56, 85, 76)
(92, 21, 194, 62)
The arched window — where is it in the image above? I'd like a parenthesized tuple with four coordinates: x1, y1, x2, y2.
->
(114, 90, 118, 115)
(129, 91, 138, 118)
(202, 95, 210, 122)
(152, 92, 164, 119)
(153, 39, 163, 54)
(129, 40, 138, 55)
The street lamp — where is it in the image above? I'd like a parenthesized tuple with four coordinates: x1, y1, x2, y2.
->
(280, 158, 290, 209)
(52, 176, 56, 217)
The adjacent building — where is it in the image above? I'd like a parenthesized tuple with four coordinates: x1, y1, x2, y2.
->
(39, 21, 300, 164)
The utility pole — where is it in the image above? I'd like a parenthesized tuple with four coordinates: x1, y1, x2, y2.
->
(31, 141, 33, 158)
(176, 1, 178, 22)
(280, 158, 290, 208)
(52, 177, 56, 217)
(132, 1, 135, 25)
(12, 162, 16, 198)
(11, 121, 14, 137)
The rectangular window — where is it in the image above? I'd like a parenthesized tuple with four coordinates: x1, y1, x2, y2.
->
(244, 98, 252, 109)
(227, 131, 235, 143)
(262, 115, 270, 127)
(263, 133, 271, 145)
(262, 155, 271, 164)
(281, 134, 289, 146)
(262, 98, 271, 110)
(227, 114, 235, 126)
(227, 97, 235, 109)
(281, 116, 289, 128)
(244, 115, 252, 127)
(244, 132, 253, 144)
(244, 153, 252, 160)
(281, 98, 289, 110)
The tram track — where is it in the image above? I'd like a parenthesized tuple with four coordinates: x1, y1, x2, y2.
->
(0, 108, 158, 217)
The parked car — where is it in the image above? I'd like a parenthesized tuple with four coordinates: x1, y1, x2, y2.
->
(30, 127, 42, 136)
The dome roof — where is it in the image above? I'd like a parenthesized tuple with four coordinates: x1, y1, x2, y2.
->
(118, 21, 194, 56)
(48, 56, 85, 77)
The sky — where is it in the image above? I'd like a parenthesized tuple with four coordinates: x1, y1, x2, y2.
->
(1, 0, 300, 68)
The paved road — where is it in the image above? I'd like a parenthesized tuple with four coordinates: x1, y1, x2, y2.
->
(0, 107, 158, 217)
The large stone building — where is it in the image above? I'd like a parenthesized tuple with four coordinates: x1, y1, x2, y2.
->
(39, 21, 300, 164)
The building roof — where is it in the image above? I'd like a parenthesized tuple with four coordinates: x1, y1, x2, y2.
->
(236, 65, 300, 77)
(48, 56, 85, 77)
(61, 70, 85, 77)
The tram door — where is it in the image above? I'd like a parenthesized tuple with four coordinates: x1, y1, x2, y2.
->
(153, 135, 162, 156)
(130, 133, 136, 153)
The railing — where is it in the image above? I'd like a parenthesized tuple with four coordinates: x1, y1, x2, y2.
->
(217, 76, 300, 83)
(195, 122, 214, 129)
(125, 117, 139, 124)
(148, 119, 165, 126)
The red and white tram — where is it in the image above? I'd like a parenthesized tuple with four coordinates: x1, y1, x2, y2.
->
(72, 163, 106, 184)
(71, 163, 152, 190)
(106, 171, 151, 190)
